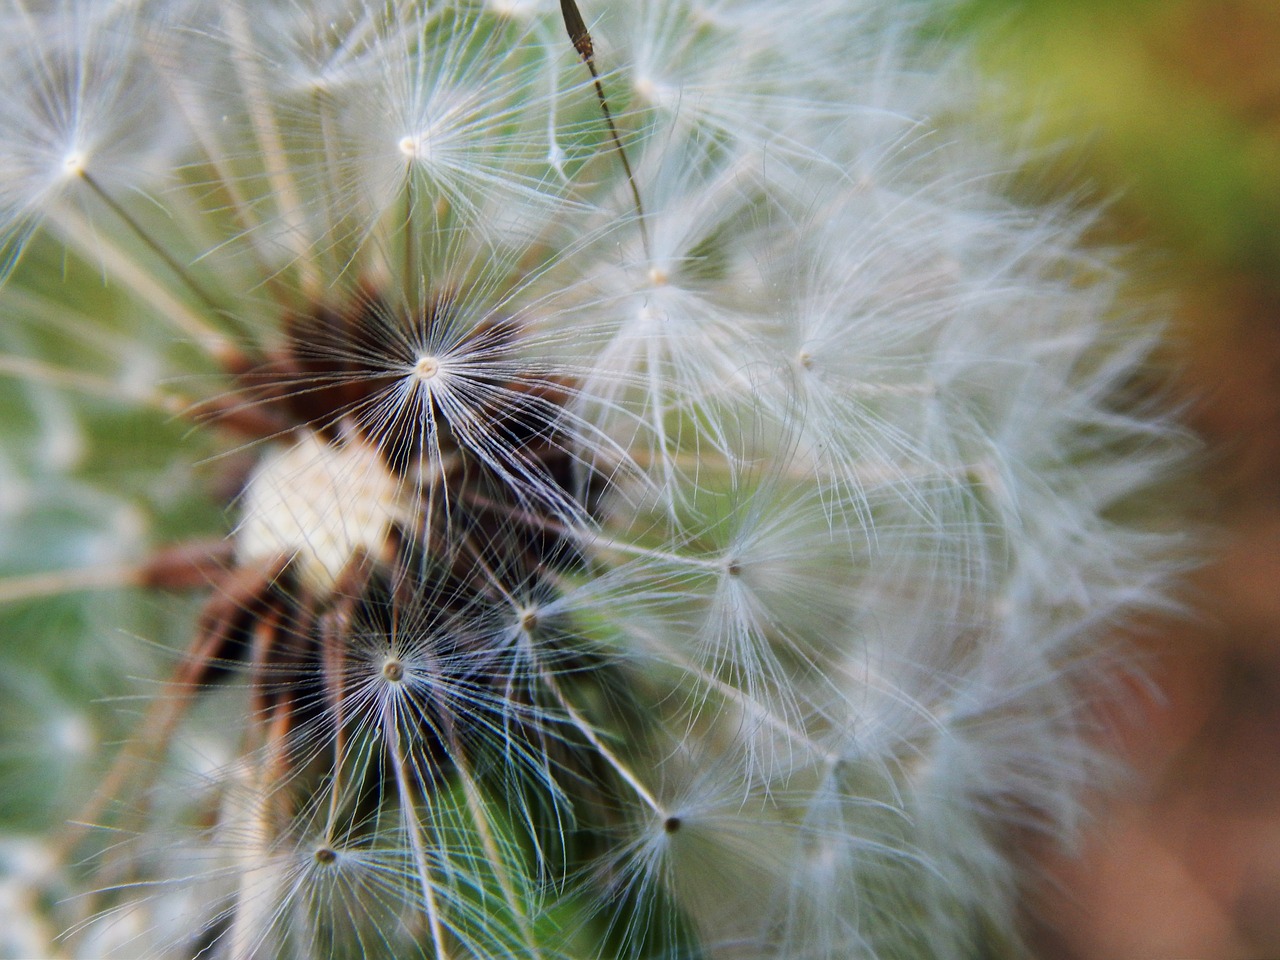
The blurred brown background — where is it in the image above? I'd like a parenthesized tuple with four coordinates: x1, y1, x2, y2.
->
(957, 1, 1280, 956)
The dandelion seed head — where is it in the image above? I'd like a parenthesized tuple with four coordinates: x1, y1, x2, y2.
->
(312, 844, 337, 865)
(381, 657, 405, 682)
(412, 353, 441, 381)
(0, 0, 181, 278)
(398, 130, 431, 161)
(0, 0, 1194, 957)
(517, 605, 539, 631)
(60, 150, 87, 179)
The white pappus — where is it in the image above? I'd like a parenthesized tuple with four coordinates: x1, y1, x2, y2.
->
(0, 1, 1188, 959)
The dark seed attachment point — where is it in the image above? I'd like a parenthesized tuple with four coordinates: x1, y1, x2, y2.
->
(663, 815, 682, 834)
(314, 846, 337, 865)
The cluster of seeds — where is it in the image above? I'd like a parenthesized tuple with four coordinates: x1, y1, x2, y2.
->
(0, 1, 1187, 958)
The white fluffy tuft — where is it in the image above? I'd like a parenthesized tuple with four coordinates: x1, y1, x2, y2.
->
(0, 1, 1191, 959)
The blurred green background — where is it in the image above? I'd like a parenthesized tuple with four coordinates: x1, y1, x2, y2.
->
(960, 0, 1280, 276)
(956, 1, 1280, 957)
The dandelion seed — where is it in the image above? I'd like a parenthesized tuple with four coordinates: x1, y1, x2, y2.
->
(0, 0, 1191, 958)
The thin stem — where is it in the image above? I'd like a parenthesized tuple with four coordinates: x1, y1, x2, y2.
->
(455, 485, 723, 571)
(226, 764, 284, 960)
(224, 0, 320, 298)
(78, 173, 229, 325)
(403, 170, 418, 308)
(450, 528, 664, 818)
(51, 613, 228, 861)
(320, 610, 349, 844)
(457, 528, 661, 817)
(0, 354, 185, 414)
(315, 86, 353, 282)
(385, 699, 452, 960)
(149, 39, 296, 308)
(623, 616, 831, 761)
(559, 0, 651, 259)
(0, 563, 143, 605)
(51, 206, 244, 368)
(318, 556, 372, 843)
(448, 733, 538, 952)
(537, 662, 665, 817)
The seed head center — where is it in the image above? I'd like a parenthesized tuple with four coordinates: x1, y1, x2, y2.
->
(62, 151, 87, 178)
(414, 355, 441, 381)
(399, 132, 429, 160)
(382, 658, 405, 682)
(313, 846, 337, 865)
